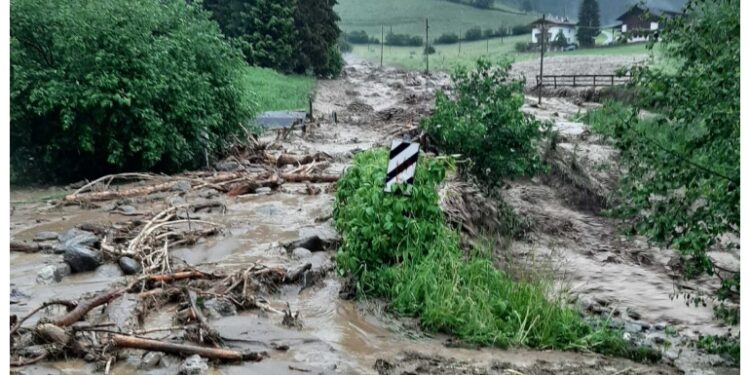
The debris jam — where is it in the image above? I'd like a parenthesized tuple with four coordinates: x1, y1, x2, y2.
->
(10, 58, 736, 374)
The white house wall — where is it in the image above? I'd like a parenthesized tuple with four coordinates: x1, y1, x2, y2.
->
(531, 26, 577, 44)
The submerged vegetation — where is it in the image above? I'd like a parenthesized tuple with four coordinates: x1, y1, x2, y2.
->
(333, 149, 658, 361)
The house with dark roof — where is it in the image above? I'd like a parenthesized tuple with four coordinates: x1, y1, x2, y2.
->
(616, 4, 680, 43)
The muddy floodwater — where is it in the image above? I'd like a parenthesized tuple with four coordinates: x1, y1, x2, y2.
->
(10, 56, 738, 375)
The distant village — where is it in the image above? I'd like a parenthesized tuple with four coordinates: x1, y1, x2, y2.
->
(527, 4, 680, 50)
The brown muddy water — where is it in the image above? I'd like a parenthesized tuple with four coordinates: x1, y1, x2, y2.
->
(10, 57, 737, 375)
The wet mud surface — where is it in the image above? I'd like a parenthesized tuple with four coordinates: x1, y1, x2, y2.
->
(10, 56, 737, 375)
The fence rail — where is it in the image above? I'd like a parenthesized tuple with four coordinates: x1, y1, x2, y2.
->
(535, 74, 632, 88)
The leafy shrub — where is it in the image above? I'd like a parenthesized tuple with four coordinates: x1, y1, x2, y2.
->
(597, 0, 740, 313)
(435, 33, 460, 44)
(423, 45, 436, 55)
(334, 149, 658, 360)
(346, 30, 379, 44)
(464, 26, 483, 41)
(385, 32, 423, 46)
(421, 59, 546, 186)
(484, 28, 496, 38)
(10, 0, 255, 183)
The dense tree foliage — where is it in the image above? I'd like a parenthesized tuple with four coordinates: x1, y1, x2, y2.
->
(435, 33, 460, 44)
(464, 27, 484, 41)
(204, 0, 297, 72)
(204, 0, 343, 77)
(10, 0, 254, 182)
(576, 0, 600, 47)
(293, 0, 343, 77)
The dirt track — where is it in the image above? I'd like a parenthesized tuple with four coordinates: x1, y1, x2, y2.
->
(9, 56, 737, 375)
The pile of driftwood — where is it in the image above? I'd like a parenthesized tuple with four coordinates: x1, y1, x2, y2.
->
(10, 138, 339, 370)
(10, 261, 311, 369)
(59, 139, 338, 206)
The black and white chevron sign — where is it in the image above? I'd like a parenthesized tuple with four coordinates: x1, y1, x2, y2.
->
(384, 140, 420, 194)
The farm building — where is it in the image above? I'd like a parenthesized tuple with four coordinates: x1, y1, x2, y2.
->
(529, 16, 577, 46)
(616, 5, 680, 43)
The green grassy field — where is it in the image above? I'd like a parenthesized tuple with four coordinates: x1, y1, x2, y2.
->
(336, 0, 536, 37)
(241, 66, 315, 112)
(351, 35, 650, 71)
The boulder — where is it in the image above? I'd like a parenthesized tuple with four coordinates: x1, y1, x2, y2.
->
(292, 247, 313, 259)
(36, 265, 60, 285)
(96, 263, 124, 278)
(215, 160, 240, 171)
(58, 228, 98, 247)
(118, 256, 142, 275)
(179, 355, 208, 375)
(140, 351, 163, 370)
(203, 297, 237, 319)
(172, 180, 192, 193)
(63, 245, 102, 273)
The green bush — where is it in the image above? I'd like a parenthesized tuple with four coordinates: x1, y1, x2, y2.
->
(11, 0, 255, 182)
(334, 149, 658, 360)
(385, 32, 423, 47)
(591, 0, 740, 315)
(435, 33, 460, 45)
(464, 26, 483, 41)
(421, 59, 546, 186)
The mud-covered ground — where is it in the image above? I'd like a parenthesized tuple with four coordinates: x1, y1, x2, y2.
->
(10, 56, 738, 375)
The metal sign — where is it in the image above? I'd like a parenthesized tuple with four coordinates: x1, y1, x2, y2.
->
(384, 140, 420, 194)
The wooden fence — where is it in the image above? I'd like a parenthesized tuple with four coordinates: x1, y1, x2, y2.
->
(535, 74, 632, 88)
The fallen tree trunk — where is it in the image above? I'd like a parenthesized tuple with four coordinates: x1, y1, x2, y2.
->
(279, 174, 339, 183)
(146, 270, 210, 283)
(111, 334, 265, 361)
(226, 175, 282, 197)
(54, 287, 127, 327)
(275, 153, 330, 167)
(64, 181, 179, 203)
(10, 241, 52, 253)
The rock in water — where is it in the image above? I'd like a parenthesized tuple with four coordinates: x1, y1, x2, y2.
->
(203, 297, 237, 319)
(179, 355, 208, 375)
(63, 245, 102, 273)
(292, 247, 313, 259)
(57, 228, 98, 247)
(36, 265, 60, 285)
(172, 180, 191, 193)
(95, 263, 124, 278)
(118, 256, 142, 275)
(140, 351, 163, 370)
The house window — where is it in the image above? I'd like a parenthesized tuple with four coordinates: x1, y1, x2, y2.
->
(650, 22, 659, 30)
(622, 24, 628, 32)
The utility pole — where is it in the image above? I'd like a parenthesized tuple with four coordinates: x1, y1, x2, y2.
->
(538, 14, 545, 105)
(458, 28, 462, 55)
(425, 18, 429, 74)
(486, 38, 489, 54)
(381, 24, 384, 67)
